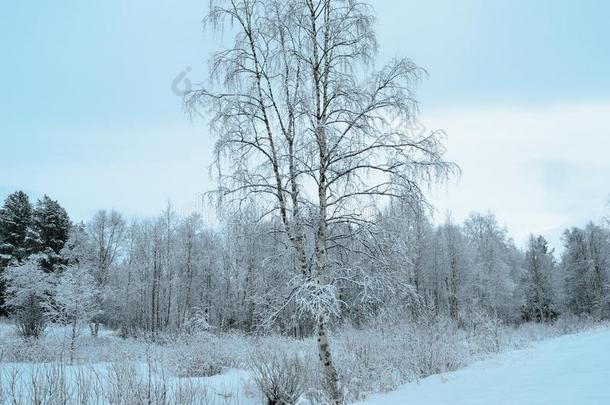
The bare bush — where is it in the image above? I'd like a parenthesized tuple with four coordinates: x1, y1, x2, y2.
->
(0, 360, 226, 405)
(169, 346, 223, 378)
(410, 317, 466, 376)
(164, 331, 250, 378)
(250, 349, 309, 405)
(14, 303, 47, 339)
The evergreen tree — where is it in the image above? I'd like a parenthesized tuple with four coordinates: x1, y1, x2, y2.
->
(0, 191, 34, 266)
(0, 191, 34, 315)
(32, 195, 71, 271)
(522, 235, 556, 322)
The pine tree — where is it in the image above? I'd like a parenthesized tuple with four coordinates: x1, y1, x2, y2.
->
(32, 195, 71, 271)
(522, 235, 556, 322)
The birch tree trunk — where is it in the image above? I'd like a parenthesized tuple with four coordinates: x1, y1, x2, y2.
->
(317, 319, 341, 403)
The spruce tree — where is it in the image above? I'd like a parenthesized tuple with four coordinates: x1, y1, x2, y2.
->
(0, 191, 34, 315)
(0, 191, 34, 266)
(32, 195, 71, 271)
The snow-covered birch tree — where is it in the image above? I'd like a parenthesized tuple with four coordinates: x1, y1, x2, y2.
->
(521, 235, 556, 322)
(437, 216, 469, 322)
(88, 210, 126, 336)
(562, 224, 610, 319)
(48, 264, 97, 363)
(188, 0, 454, 400)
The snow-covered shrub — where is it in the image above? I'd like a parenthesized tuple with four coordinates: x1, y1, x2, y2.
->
(462, 310, 504, 355)
(334, 316, 468, 402)
(554, 313, 598, 334)
(502, 314, 605, 350)
(0, 361, 216, 405)
(1, 257, 54, 338)
(0, 324, 149, 365)
(250, 348, 308, 405)
(181, 306, 213, 335)
(105, 360, 169, 404)
(164, 331, 251, 377)
(410, 317, 467, 376)
(335, 327, 407, 400)
(170, 345, 223, 378)
(0, 336, 60, 363)
(501, 321, 559, 349)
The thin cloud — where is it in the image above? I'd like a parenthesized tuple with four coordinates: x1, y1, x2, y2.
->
(424, 102, 610, 250)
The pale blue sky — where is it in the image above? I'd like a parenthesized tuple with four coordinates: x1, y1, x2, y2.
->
(1, 0, 609, 248)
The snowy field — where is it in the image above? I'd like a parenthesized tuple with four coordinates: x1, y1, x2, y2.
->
(0, 321, 608, 404)
(0, 323, 262, 404)
(358, 326, 610, 405)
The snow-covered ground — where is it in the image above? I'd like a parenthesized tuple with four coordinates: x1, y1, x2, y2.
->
(358, 326, 610, 405)
(1, 321, 608, 404)
(0, 322, 261, 404)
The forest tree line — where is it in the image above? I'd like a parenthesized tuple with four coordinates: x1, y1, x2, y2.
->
(0, 190, 608, 339)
